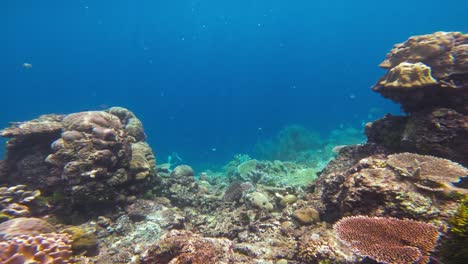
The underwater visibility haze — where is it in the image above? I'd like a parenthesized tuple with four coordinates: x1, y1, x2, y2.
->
(1, 2, 468, 263)
(2, 0, 467, 168)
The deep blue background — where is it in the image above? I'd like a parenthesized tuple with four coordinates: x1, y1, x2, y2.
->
(1, 1, 467, 167)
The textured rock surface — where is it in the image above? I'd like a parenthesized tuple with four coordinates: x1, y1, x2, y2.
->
(311, 152, 467, 223)
(141, 230, 233, 264)
(373, 31, 468, 113)
(366, 108, 468, 166)
(0, 115, 65, 191)
(0, 107, 157, 208)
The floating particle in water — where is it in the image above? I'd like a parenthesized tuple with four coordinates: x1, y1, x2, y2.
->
(349, 94, 356, 99)
(23, 63, 32, 69)
(211, 148, 217, 152)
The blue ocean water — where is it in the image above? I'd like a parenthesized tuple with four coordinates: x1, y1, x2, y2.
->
(1, 1, 467, 169)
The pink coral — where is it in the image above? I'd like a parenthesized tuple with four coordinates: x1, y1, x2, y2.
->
(334, 215, 440, 264)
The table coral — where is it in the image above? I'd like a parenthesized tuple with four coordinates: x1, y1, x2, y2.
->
(334, 216, 440, 264)
(387, 152, 468, 195)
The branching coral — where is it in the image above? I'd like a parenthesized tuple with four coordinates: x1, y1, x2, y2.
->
(334, 215, 440, 264)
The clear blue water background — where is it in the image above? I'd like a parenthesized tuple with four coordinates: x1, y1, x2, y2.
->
(1, 0, 467, 168)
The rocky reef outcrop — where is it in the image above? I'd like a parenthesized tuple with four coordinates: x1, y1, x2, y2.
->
(373, 31, 468, 113)
(0, 107, 156, 209)
(368, 32, 468, 166)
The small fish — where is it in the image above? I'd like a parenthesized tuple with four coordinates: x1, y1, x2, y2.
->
(23, 63, 32, 69)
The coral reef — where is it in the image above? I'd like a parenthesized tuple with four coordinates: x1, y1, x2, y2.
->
(334, 215, 440, 264)
(0, 233, 76, 263)
(156, 165, 202, 207)
(377, 62, 438, 88)
(366, 108, 468, 166)
(0, 115, 65, 192)
(232, 159, 319, 186)
(1, 31, 467, 263)
(0, 217, 55, 239)
(311, 151, 467, 222)
(0, 107, 157, 211)
(373, 31, 468, 113)
(140, 230, 233, 264)
(0, 185, 41, 219)
(438, 195, 468, 263)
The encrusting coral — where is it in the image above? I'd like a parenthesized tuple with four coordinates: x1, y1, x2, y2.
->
(377, 62, 438, 88)
(334, 215, 440, 264)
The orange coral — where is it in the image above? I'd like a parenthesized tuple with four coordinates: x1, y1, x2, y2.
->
(0, 233, 77, 263)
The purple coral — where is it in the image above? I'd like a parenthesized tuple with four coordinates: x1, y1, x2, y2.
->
(334, 215, 440, 264)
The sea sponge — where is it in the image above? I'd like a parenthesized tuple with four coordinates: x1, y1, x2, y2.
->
(376, 62, 438, 88)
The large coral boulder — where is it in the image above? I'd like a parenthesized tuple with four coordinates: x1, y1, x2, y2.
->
(372, 31, 468, 113)
(0, 107, 156, 208)
(311, 151, 468, 223)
